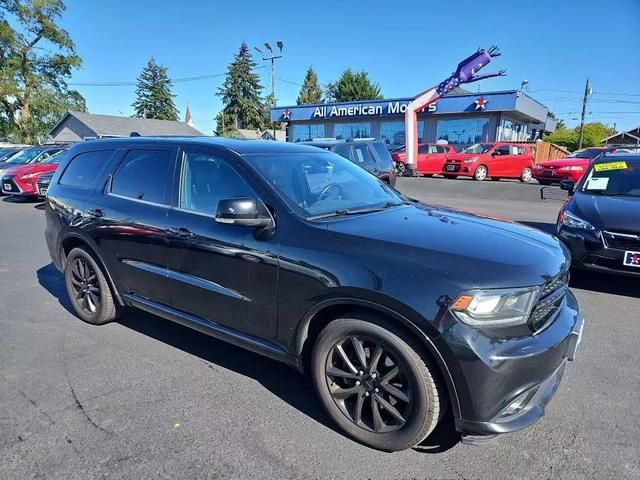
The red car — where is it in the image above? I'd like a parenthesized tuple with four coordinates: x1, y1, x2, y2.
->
(443, 142, 535, 182)
(1, 149, 67, 197)
(391, 143, 455, 177)
(533, 147, 607, 185)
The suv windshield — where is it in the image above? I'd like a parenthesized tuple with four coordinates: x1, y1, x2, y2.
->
(245, 151, 404, 218)
(41, 150, 66, 164)
(581, 158, 640, 196)
(568, 148, 603, 159)
(4, 147, 46, 164)
(462, 143, 493, 154)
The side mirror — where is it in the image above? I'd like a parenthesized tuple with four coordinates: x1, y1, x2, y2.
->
(559, 180, 575, 194)
(215, 197, 273, 228)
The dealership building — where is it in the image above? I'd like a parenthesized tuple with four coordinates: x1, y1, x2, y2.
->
(270, 90, 556, 149)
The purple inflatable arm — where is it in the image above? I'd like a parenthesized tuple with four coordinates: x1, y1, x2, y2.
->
(435, 46, 506, 96)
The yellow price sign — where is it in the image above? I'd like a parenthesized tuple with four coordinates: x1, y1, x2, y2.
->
(594, 161, 628, 172)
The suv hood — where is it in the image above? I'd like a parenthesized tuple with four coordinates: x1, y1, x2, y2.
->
(326, 203, 569, 290)
(569, 192, 640, 231)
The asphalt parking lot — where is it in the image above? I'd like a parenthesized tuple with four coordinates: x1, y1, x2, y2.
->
(1, 178, 639, 480)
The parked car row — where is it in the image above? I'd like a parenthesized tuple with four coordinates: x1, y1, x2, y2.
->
(0, 144, 69, 198)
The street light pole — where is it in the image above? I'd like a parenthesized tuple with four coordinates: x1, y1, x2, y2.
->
(578, 77, 591, 150)
(255, 41, 283, 140)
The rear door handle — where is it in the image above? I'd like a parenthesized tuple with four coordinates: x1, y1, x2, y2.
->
(87, 208, 104, 218)
(168, 227, 194, 238)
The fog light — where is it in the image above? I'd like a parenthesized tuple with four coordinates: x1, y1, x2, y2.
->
(498, 387, 538, 418)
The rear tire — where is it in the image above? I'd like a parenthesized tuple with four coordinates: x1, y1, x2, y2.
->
(520, 167, 533, 183)
(64, 247, 119, 325)
(394, 162, 406, 177)
(473, 165, 488, 181)
(311, 315, 443, 451)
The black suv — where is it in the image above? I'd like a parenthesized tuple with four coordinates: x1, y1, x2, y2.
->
(302, 139, 396, 186)
(45, 137, 583, 451)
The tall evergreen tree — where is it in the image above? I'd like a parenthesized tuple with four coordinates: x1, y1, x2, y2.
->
(334, 69, 382, 102)
(132, 58, 179, 120)
(296, 67, 322, 105)
(216, 42, 269, 133)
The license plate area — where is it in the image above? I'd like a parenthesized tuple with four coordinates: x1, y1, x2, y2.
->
(623, 251, 640, 268)
(446, 164, 457, 171)
(542, 170, 553, 177)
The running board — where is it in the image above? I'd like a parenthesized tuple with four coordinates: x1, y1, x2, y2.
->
(122, 294, 299, 368)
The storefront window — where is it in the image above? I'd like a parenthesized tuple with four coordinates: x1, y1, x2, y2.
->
(380, 121, 424, 148)
(334, 122, 371, 139)
(497, 117, 530, 141)
(436, 118, 490, 146)
(292, 124, 325, 142)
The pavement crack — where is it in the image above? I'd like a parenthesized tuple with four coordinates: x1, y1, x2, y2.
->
(62, 331, 113, 435)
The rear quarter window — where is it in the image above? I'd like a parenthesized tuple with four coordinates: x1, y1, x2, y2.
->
(371, 143, 393, 170)
(59, 150, 115, 188)
(110, 149, 172, 204)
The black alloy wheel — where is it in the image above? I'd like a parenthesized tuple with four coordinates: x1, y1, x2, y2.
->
(64, 247, 119, 325)
(325, 335, 413, 433)
(70, 257, 101, 315)
(312, 316, 443, 451)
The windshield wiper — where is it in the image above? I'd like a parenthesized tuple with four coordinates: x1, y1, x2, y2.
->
(307, 202, 408, 221)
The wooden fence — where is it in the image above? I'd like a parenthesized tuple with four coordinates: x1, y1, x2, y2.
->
(513, 141, 570, 163)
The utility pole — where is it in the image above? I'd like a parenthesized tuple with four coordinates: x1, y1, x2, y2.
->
(577, 77, 590, 150)
(255, 42, 283, 140)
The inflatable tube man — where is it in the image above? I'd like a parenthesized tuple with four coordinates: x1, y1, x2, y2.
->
(404, 46, 506, 174)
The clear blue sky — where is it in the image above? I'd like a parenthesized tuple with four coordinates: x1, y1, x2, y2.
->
(62, 0, 640, 134)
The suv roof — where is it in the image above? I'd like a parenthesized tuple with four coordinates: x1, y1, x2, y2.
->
(73, 136, 320, 156)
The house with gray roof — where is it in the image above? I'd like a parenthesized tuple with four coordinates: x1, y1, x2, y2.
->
(48, 111, 203, 143)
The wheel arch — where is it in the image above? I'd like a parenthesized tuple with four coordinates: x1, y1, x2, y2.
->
(295, 297, 461, 419)
(60, 232, 124, 307)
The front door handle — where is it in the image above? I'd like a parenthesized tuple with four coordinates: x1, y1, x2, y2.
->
(168, 227, 194, 238)
(87, 208, 104, 218)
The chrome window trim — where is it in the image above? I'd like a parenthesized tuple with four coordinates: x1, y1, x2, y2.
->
(106, 192, 170, 209)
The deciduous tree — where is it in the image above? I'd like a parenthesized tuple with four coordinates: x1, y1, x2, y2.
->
(0, 0, 84, 143)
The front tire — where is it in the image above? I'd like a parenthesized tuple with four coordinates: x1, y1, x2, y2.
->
(64, 247, 118, 325)
(394, 162, 406, 177)
(473, 165, 488, 181)
(311, 315, 443, 451)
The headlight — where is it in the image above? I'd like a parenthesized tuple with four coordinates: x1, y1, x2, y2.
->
(533, 164, 543, 170)
(560, 210, 596, 230)
(21, 172, 41, 179)
(463, 156, 479, 163)
(450, 286, 540, 328)
(558, 166, 584, 172)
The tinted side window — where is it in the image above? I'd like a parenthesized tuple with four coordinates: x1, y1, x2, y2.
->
(59, 150, 114, 188)
(495, 146, 510, 156)
(111, 150, 172, 204)
(332, 144, 353, 162)
(352, 144, 376, 168)
(418, 145, 429, 154)
(180, 152, 254, 215)
(371, 142, 393, 169)
(434, 146, 446, 153)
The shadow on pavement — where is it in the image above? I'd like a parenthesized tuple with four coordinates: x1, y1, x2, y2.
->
(36, 263, 75, 314)
(36, 261, 460, 453)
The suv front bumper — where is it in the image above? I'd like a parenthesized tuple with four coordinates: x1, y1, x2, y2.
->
(441, 290, 583, 436)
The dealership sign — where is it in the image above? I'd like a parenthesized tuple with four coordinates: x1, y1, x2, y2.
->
(311, 101, 437, 119)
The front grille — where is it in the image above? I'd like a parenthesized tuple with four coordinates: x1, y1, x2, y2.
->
(529, 269, 569, 332)
(602, 231, 640, 251)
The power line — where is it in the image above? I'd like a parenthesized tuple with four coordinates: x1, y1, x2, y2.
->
(68, 66, 267, 87)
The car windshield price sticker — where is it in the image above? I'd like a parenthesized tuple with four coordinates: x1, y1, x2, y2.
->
(586, 177, 609, 190)
(594, 161, 628, 172)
